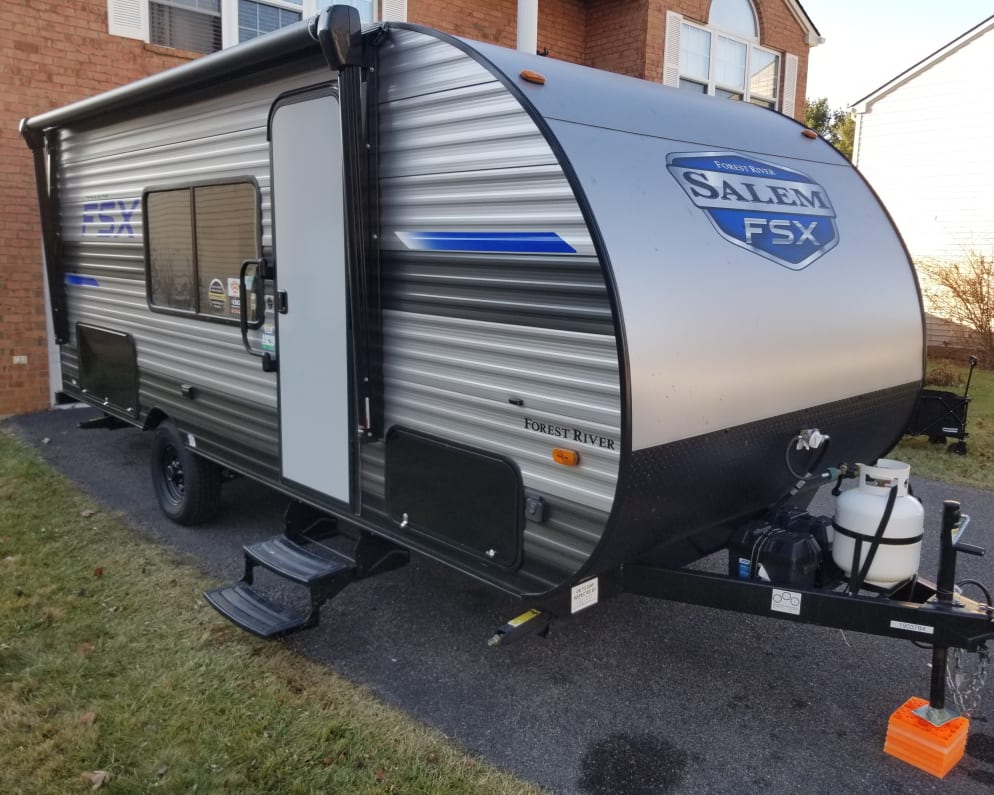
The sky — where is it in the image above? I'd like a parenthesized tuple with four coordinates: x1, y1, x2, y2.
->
(801, 0, 993, 109)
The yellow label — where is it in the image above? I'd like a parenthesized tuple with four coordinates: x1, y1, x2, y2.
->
(507, 609, 542, 628)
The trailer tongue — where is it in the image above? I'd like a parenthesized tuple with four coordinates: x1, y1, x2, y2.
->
(21, 4, 992, 777)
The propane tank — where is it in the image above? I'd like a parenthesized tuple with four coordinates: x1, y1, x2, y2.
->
(832, 459, 924, 588)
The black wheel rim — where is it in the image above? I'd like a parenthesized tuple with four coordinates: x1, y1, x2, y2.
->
(161, 443, 185, 503)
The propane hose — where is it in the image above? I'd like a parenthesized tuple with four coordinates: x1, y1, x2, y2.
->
(772, 433, 833, 512)
(784, 430, 831, 482)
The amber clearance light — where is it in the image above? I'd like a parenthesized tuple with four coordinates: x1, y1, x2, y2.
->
(552, 448, 579, 466)
(520, 69, 547, 85)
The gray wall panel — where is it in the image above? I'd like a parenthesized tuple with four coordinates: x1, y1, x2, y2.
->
(376, 30, 623, 574)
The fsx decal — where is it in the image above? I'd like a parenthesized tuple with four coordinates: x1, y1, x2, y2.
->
(666, 151, 838, 270)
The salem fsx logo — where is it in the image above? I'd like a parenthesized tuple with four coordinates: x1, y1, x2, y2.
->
(666, 151, 838, 270)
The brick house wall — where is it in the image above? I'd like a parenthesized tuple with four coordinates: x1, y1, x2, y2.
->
(407, 0, 589, 64)
(1, 1, 196, 416)
(1, 0, 813, 416)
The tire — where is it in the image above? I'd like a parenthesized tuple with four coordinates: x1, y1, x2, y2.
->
(150, 421, 221, 525)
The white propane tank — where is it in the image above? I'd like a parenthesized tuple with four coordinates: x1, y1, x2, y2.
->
(832, 459, 924, 588)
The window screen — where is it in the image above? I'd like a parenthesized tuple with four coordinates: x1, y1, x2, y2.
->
(145, 181, 260, 322)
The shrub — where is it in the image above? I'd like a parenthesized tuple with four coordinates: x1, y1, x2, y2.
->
(924, 365, 960, 388)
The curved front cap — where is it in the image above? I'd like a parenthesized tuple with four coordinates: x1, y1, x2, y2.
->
(454, 37, 923, 573)
(463, 39, 922, 455)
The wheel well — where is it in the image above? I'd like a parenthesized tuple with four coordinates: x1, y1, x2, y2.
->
(143, 408, 169, 430)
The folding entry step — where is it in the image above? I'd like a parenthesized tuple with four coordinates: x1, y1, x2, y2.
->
(204, 503, 409, 638)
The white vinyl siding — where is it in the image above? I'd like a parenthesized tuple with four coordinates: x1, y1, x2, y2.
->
(854, 24, 994, 262)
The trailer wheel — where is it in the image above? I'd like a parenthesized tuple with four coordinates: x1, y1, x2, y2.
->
(151, 422, 221, 525)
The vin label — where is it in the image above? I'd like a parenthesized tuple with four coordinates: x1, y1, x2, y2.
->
(890, 620, 935, 635)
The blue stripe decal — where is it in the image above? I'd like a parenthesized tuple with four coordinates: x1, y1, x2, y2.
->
(65, 274, 100, 287)
(397, 231, 576, 254)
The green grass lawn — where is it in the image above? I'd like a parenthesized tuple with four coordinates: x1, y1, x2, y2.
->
(892, 358, 994, 490)
(0, 430, 541, 795)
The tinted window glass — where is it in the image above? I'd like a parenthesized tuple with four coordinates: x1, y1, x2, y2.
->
(146, 189, 195, 311)
(195, 183, 260, 320)
(145, 182, 260, 322)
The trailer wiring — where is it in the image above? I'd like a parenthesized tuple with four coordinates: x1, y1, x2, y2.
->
(907, 578, 993, 650)
(956, 579, 993, 609)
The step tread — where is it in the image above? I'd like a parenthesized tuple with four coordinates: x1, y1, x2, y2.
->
(244, 536, 352, 585)
(203, 583, 309, 638)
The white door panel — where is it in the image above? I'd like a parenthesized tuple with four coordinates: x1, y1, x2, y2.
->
(271, 91, 351, 502)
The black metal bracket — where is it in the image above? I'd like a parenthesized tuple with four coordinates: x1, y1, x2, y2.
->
(77, 414, 131, 431)
(314, 4, 363, 70)
(20, 121, 69, 344)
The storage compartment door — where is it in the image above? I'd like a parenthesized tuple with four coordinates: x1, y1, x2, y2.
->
(271, 89, 352, 504)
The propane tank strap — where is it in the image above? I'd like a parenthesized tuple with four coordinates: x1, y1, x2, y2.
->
(832, 522, 922, 545)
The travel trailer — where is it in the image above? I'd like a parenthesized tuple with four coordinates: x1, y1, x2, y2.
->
(22, 6, 992, 765)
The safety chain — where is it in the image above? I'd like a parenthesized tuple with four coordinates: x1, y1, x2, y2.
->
(946, 644, 991, 717)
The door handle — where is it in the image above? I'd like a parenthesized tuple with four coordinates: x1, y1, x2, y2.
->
(239, 257, 277, 372)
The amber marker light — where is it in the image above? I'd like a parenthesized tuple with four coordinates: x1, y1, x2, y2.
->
(801, 129, 818, 139)
(552, 448, 579, 466)
(520, 69, 547, 85)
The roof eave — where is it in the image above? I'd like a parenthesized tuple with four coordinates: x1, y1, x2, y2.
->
(786, 0, 824, 47)
(852, 14, 994, 113)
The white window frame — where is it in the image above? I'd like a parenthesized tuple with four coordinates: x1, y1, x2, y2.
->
(108, 0, 380, 51)
(663, 10, 800, 117)
(678, 18, 781, 109)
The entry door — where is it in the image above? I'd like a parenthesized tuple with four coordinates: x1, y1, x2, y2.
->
(270, 89, 352, 504)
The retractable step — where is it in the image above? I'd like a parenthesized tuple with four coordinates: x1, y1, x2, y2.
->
(204, 519, 409, 639)
(244, 536, 351, 585)
(204, 534, 355, 637)
(203, 582, 311, 638)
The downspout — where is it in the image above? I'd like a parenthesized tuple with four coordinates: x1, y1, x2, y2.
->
(19, 120, 69, 345)
(517, 0, 538, 54)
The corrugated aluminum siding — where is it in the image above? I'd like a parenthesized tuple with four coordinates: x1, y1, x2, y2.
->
(56, 66, 329, 473)
(372, 29, 621, 573)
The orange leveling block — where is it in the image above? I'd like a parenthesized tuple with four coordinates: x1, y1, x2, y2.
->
(884, 501, 980, 778)
(884, 696, 969, 778)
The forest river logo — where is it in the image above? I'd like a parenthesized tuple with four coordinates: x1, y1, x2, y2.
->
(666, 151, 839, 270)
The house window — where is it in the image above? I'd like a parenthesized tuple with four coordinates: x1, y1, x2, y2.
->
(237, 0, 303, 43)
(145, 182, 261, 322)
(665, 0, 783, 111)
(150, 1, 222, 54)
(108, 1, 375, 53)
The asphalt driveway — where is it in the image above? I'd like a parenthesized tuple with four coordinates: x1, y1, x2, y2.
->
(6, 405, 994, 794)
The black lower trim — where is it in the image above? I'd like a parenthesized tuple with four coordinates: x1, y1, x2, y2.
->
(593, 381, 923, 574)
